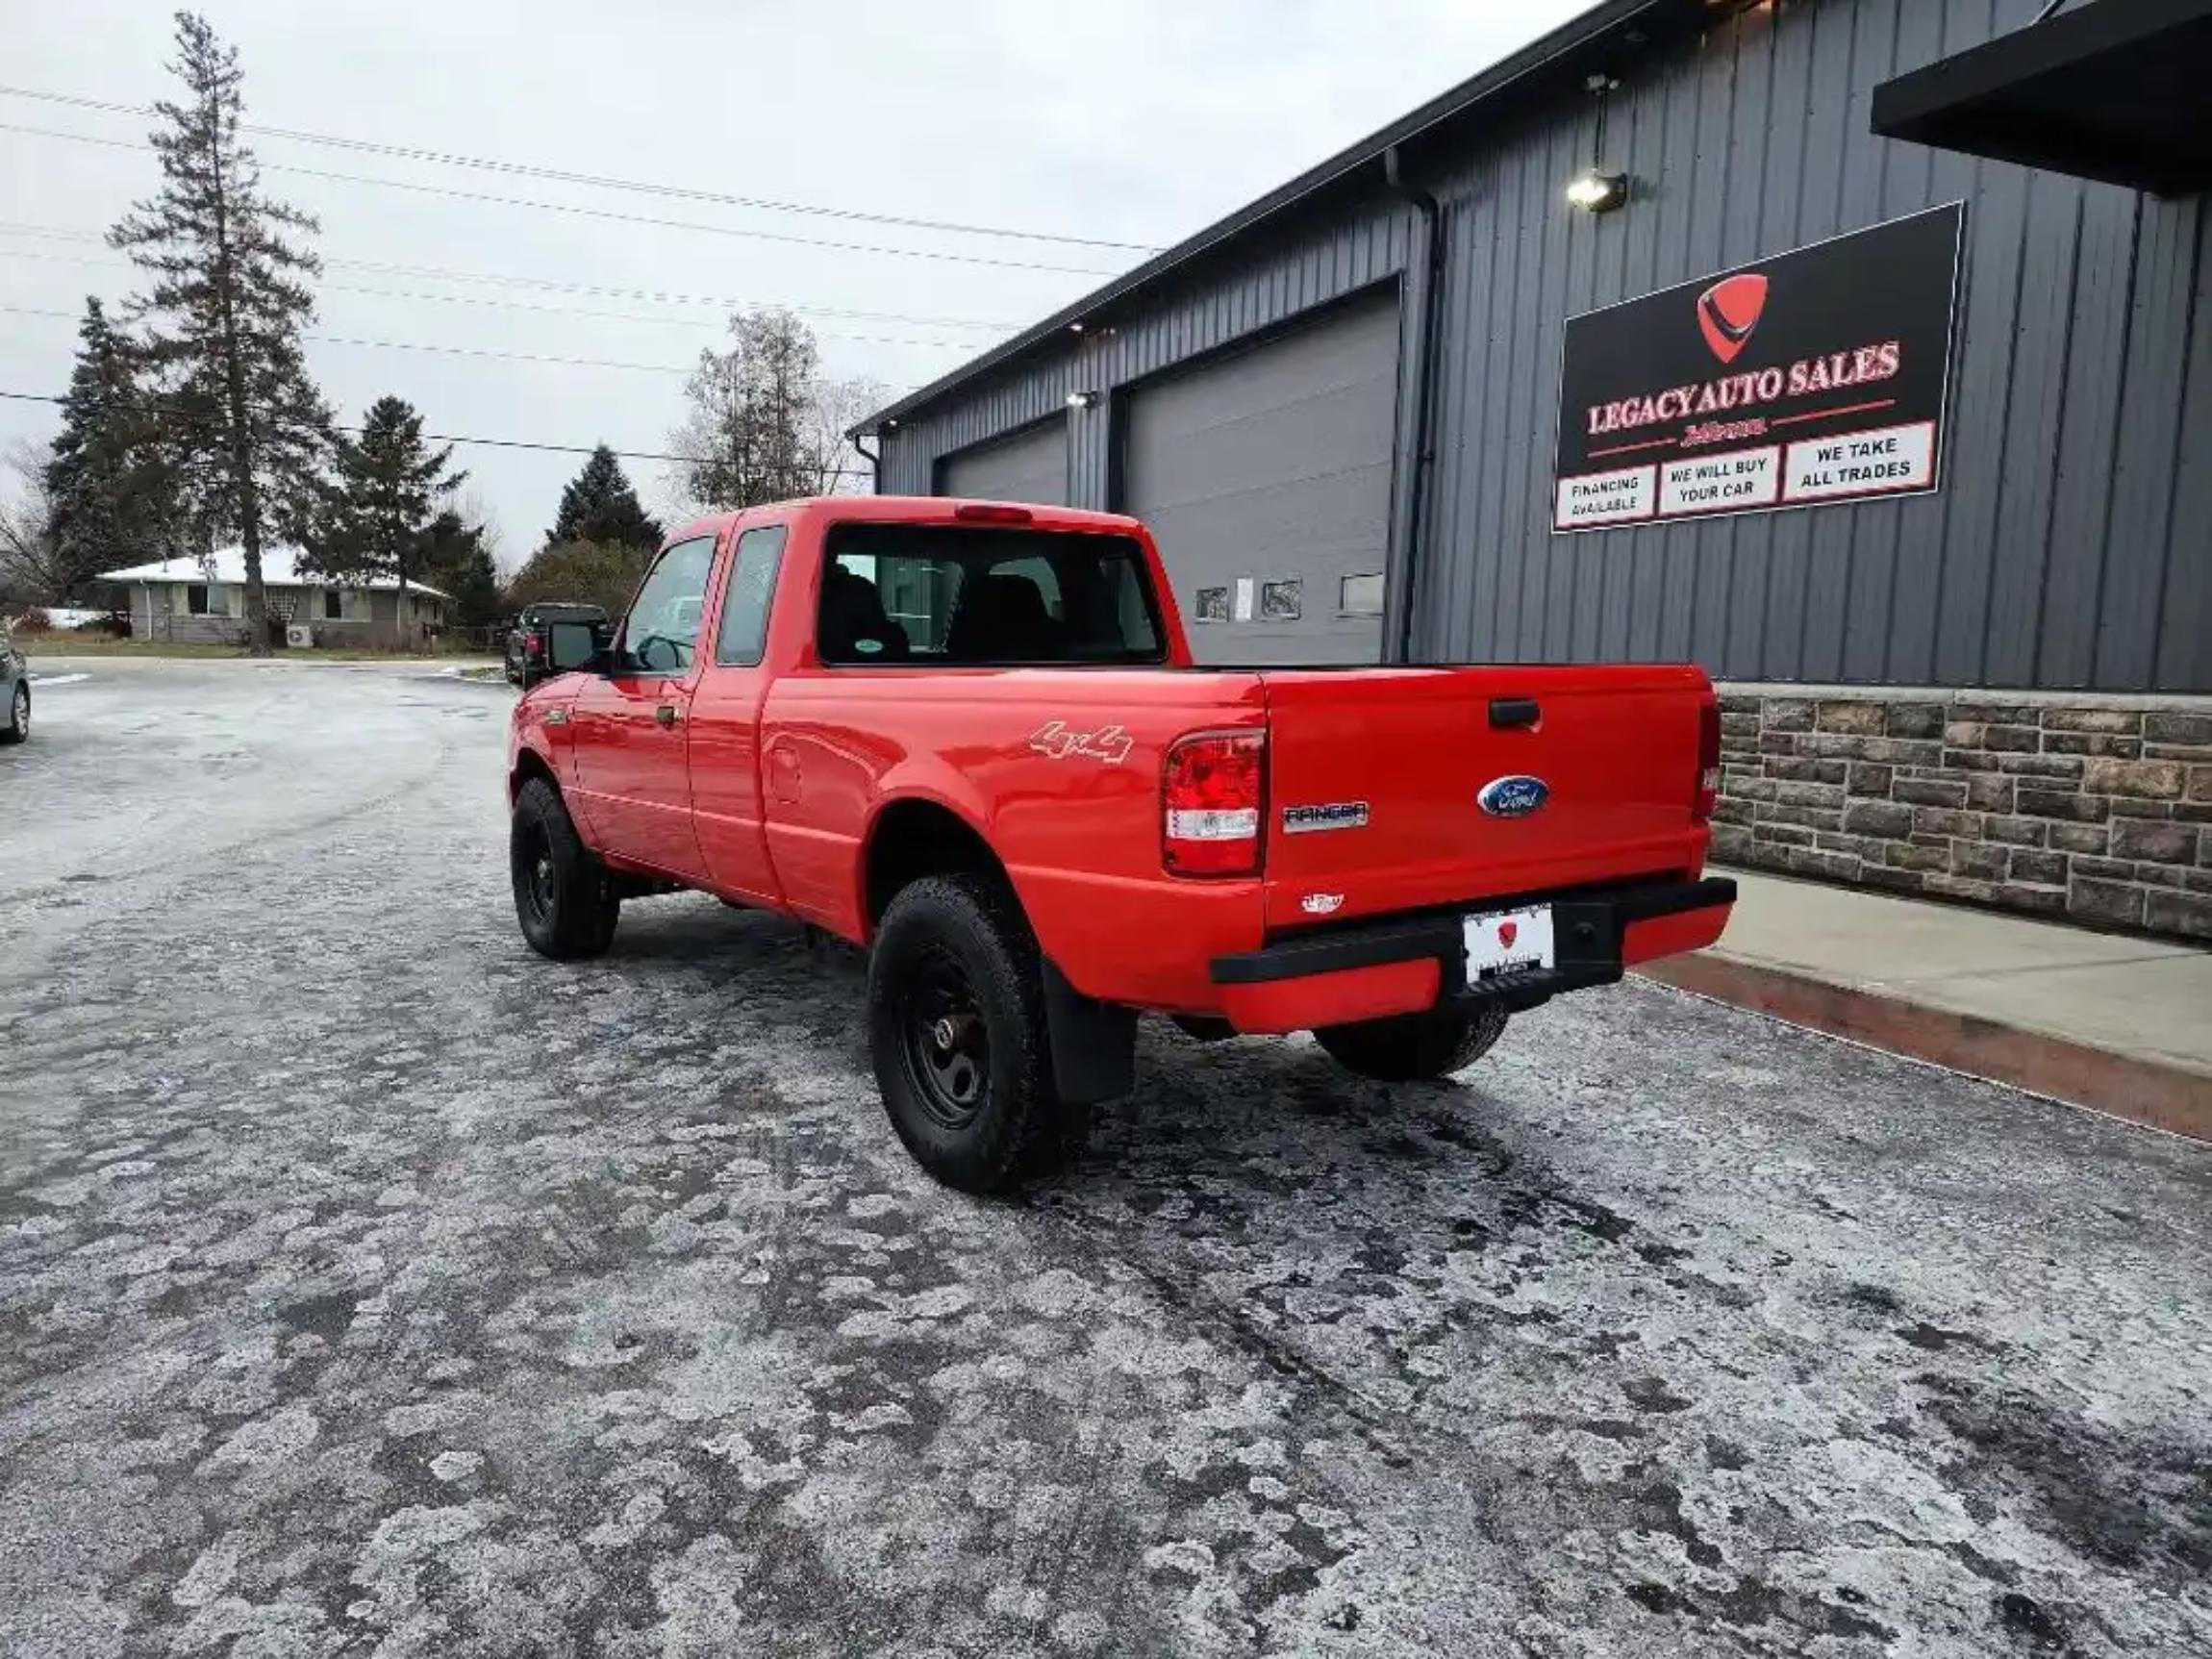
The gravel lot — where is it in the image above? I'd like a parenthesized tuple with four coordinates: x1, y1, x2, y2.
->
(3, 658, 2208, 1659)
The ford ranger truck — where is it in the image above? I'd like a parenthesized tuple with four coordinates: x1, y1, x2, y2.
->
(507, 496, 1734, 1192)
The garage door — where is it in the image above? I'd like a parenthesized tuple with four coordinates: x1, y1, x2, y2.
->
(1119, 289, 1400, 665)
(936, 419, 1068, 505)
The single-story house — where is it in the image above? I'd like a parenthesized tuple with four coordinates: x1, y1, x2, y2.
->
(97, 548, 449, 649)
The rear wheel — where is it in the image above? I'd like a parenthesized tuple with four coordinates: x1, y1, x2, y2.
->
(1315, 1003, 1508, 1082)
(867, 875, 1083, 1193)
(510, 777, 620, 959)
(1, 682, 26, 744)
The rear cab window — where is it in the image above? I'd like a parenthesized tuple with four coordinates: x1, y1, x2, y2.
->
(817, 523, 1164, 667)
(713, 524, 787, 666)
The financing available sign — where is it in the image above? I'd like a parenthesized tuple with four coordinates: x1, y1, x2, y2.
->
(1552, 203, 1963, 534)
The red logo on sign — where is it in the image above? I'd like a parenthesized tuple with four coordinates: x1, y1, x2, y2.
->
(1697, 273, 1769, 364)
(1498, 920, 1519, 947)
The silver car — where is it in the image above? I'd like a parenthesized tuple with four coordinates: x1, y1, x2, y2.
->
(1, 620, 28, 744)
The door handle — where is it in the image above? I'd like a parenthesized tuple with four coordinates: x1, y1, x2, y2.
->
(655, 704, 680, 728)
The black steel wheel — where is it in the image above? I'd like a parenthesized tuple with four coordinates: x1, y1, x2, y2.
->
(899, 943, 993, 1130)
(510, 776, 620, 960)
(867, 874, 1083, 1193)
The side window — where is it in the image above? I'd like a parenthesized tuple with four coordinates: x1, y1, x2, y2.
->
(622, 535, 717, 673)
(714, 525, 787, 666)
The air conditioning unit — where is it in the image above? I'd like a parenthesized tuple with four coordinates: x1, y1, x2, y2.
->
(285, 623, 314, 649)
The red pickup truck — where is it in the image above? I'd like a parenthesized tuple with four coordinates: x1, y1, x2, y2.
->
(507, 496, 1733, 1191)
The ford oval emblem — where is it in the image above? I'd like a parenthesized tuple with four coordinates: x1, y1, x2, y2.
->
(1477, 774, 1549, 817)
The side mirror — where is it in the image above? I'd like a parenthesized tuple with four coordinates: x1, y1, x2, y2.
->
(543, 620, 607, 675)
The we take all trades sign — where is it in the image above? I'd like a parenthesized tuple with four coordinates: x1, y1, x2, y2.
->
(1552, 203, 1963, 534)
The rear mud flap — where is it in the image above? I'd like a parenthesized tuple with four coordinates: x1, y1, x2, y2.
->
(1042, 959, 1137, 1107)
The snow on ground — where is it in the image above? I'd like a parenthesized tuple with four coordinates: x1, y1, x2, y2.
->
(1, 660, 2207, 1658)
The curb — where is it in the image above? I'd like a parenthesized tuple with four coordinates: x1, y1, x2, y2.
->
(1635, 953, 2212, 1143)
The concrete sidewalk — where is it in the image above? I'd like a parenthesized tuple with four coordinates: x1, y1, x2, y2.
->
(1640, 867, 2212, 1139)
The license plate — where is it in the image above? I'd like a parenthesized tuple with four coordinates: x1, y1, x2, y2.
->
(1463, 903, 1554, 979)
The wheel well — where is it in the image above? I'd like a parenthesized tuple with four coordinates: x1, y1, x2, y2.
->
(865, 800, 1008, 925)
(510, 746, 558, 805)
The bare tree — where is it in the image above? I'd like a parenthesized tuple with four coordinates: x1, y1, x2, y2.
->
(0, 444, 66, 606)
(672, 309, 886, 511)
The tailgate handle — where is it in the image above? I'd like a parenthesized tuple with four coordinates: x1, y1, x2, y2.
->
(1489, 697, 1541, 730)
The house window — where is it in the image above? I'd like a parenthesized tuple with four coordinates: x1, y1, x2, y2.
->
(1260, 579, 1302, 621)
(187, 584, 211, 616)
(324, 590, 343, 620)
(1194, 587, 1230, 623)
(1339, 573, 1385, 617)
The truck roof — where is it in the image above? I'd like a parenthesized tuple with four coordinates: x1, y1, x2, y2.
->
(660, 495, 1144, 547)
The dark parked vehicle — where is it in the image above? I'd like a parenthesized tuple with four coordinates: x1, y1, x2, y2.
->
(505, 602, 608, 686)
(1, 621, 27, 744)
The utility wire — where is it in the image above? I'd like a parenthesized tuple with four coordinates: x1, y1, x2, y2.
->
(0, 387, 877, 477)
(0, 302, 979, 366)
(0, 243, 1010, 339)
(0, 120, 1124, 277)
(0, 85, 1161, 255)
(0, 223, 1019, 330)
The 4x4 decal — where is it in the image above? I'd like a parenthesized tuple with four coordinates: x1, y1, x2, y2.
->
(1028, 719, 1134, 766)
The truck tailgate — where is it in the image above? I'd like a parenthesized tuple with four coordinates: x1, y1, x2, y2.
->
(1259, 665, 1713, 930)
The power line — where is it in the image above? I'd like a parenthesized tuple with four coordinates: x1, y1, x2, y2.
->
(0, 84, 1161, 256)
(0, 388, 877, 477)
(0, 120, 1124, 277)
(0, 220, 1019, 327)
(0, 237, 1018, 336)
(0, 301, 980, 364)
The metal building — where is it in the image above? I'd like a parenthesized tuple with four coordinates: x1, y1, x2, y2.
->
(858, 0, 2211, 694)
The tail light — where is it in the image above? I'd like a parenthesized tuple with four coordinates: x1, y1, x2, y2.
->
(1694, 693, 1722, 824)
(953, 502, 1033, 525)
(524, 630, 543, 659)
(1163, 730, 1267, 877)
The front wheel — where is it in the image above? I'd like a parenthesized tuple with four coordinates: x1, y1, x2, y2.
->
(1315, 1003, 1508, 1083)
(1, 682, 27, 744)
(510, 777, 620, 959)
(867, 875, 1083, 1193)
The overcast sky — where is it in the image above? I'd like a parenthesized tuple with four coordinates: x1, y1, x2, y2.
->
(1, 0, 1588, 567)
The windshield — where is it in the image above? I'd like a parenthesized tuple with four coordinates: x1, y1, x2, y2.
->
(817, 523, 1165, 666)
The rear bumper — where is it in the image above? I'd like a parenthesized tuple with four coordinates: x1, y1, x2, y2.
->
(1208, 875, 1735, 1035)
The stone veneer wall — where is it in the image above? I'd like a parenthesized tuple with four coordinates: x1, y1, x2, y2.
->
(1711, 685, 2212, 942)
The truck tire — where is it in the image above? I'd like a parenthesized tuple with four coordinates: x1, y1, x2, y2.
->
(868, 874, 1081, 1194)
(2, 682, 26, 744)
(1315, 1003, 1508, 1083)
(510, 776, 620, 960)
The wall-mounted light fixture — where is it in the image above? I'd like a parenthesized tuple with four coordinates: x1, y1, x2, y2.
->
(1066, 390, 1101, 410)
(1566, 169, 1629, 212)
(1566, 69, 1630, 214)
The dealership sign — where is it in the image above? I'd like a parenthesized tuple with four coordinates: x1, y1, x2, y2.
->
(1552, 203, 1963, 534)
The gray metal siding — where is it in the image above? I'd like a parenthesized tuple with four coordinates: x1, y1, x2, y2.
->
(879, 0, 2210, 692)
(1418, 0, 2209, 691)
(1120, 289, 1401, 664)
(936, 419, 1069, 504)
(884, 200, 1420, 517)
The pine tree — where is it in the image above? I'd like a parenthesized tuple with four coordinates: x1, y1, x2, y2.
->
(420, 508, 501, 629)
(42, 296, 182, 594)
(111, 12, 331, 655)
(546, 445, 662, 550)
(310, 395, 465, 649)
